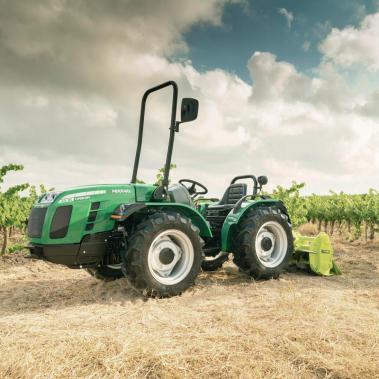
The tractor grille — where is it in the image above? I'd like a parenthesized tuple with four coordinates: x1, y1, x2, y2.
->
(205, 208, 230, 234)
(85, 202, 100, 231)
(28, 207, 48, 238)
(50, 205, 73, 239)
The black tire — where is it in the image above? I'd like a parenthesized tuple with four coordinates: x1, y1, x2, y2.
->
(201, 253, 229, 271)
(233, 206, 293, 279)
(86, 265, 124, 281)
(122, 212, 203, 297)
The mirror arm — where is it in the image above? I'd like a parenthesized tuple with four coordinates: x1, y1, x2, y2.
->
(173, 120, 180, 132)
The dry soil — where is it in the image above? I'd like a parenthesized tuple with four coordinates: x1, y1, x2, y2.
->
(0, 237, 378, 378)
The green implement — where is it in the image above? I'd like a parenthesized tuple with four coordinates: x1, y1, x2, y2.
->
(292, 232, 341, 276)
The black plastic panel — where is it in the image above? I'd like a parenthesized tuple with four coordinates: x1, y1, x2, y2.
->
(28, 231, 110, 267)
(77, 231, 110, 265)
(85, 223, 94, 231)
(90, 202, 100, 211)
(28, 207, 48, 238)
(50, 206, 73, 239)
(87, 211, 97, 223)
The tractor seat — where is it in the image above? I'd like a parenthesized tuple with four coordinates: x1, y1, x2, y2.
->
(207, 183, 247, 210)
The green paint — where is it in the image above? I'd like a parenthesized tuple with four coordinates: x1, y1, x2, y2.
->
(30, 182, 340, 278)
(135, 184, 157, 202)
(30, 183, 212, 247)
(30, 184, 136, 245)
(220, 199, 285, 251)
(145, 202, 212, 237)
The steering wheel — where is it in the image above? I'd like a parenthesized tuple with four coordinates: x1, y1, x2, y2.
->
(178, 179, 208, 198)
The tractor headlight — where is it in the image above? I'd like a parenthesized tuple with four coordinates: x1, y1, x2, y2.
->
(39, 191, 62, 204)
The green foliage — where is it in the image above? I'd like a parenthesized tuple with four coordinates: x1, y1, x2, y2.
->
(271, 183, 378, 239)
(0, 164, 24, 184)
(0, 164, 46, 255)
(0, 165, 29, 247)
(154, 164, 176, 186)
(8, 243, 27, 254)
(136, 164, 177, 185)
(271, 182, 307, 227)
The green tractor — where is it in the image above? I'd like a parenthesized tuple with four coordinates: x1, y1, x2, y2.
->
(27, 81, 302, 297)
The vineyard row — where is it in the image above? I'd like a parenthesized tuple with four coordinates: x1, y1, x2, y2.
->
(1, 166, 378, 254)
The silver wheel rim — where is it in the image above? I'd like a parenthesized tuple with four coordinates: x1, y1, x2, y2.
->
(255, 221, 287, 268)
(148, 229, 194, 285)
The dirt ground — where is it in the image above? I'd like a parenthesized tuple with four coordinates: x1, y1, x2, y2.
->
(0, 237, 378, 379)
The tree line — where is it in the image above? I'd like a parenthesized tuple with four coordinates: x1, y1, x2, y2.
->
(273, 182, 378, 240)
(0, 164, 378, 255)
(0, 164, 47, 254)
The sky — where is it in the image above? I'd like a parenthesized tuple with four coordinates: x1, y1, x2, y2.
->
(0, 0, 378, 196)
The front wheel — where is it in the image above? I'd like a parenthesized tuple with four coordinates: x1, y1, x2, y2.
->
(122, 212, 203, 297)
(233, 207, 293, 279)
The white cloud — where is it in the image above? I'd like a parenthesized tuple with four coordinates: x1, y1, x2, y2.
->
(0, 0, 235, 99)
(0, 3, 378, 196)
(320, 13, 379, 71)
(248, 52, 312, 102)
(24, 96, 49, 108)
(278, 8, 294, 28)
(358, 91, 379, 118)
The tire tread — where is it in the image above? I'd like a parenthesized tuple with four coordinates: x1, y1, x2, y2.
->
(122, 212, 203, 297)
(233, 206, 293, 279)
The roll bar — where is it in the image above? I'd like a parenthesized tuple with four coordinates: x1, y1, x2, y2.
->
(131, 81, 178, 190)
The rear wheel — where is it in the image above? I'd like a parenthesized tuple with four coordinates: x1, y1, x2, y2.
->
(86, 264, 124, 281)
(233, 207, 293, 279)
(122, 212, 203, 297)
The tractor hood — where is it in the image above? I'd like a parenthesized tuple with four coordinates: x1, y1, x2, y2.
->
(39, 183, 157, 205)
(28, 183, 157, 246)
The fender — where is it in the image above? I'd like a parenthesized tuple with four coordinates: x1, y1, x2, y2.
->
(146, 202, 213, 238)
(112, 202, 212, 238)
(220, 199, 290, 252)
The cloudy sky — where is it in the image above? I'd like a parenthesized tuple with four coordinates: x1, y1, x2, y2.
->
(0, 0, 378, 196)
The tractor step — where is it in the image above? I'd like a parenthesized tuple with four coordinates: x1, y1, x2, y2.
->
(203, 247, 221, 256)
(292, 232, 341, 276)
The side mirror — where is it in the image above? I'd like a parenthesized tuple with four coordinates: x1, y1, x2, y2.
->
(181, 98, 198, 123)
(258, 176, 268, 186)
